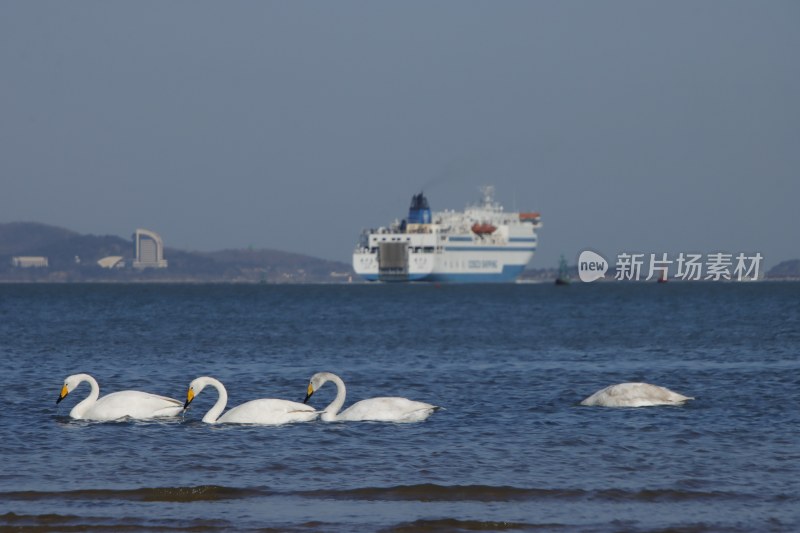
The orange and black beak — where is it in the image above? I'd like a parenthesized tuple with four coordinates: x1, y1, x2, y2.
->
(184, 387, 195, 410)
(303, 383, 314, 404)
(56, 384, 69, 405)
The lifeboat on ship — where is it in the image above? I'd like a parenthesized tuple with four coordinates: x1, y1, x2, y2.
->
(471, 222, 497, 235)
(519, 212, 541, 222)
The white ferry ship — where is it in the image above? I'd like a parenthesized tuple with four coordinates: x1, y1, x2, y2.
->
(352, 187, 542, 282)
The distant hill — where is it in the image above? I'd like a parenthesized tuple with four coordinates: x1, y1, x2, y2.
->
(0, 222, 353, 283)
(0, 222, 133, 270)
(0, 222, 79, 255)
(765, 259, 800, 279)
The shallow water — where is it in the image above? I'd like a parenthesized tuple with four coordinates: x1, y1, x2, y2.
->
(1, 282, 798, 531)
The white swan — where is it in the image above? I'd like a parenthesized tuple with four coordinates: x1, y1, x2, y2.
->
(580, 382, 694, 407)
(303, 372, 439, 423)
(56, 373, 183, 420)
(183, 376, 318, 425)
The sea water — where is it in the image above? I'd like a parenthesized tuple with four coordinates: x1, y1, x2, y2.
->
(0, 282, 798, 531)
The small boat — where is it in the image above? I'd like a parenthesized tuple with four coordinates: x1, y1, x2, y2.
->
(555, 254, 570, 285)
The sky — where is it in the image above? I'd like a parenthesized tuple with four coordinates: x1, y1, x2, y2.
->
(1, 1, 798, 270)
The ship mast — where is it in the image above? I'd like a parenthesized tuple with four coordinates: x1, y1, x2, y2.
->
(479, 185, 495, 207)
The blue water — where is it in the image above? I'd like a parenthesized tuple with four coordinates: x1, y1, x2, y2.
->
(1, 283, 798, 532)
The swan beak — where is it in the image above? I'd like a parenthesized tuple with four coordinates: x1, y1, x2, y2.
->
(184, 388, 195, 410)
(56, 384, 69, 405)
(303, 383, 314, 404)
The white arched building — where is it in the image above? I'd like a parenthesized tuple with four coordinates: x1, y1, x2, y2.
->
(133, 228, 168, 269)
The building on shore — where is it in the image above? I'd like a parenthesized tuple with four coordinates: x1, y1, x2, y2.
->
(98, 256, 125, 269)
(132, 229, 168, 269)
(12, 256, 49, 268)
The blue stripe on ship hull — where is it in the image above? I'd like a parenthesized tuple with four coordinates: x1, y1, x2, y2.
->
(444, 246, 536, 252)
(424, 264, 526, 283)
(360, 273, 430, 282)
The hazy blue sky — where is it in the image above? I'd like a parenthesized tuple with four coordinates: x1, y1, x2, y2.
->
(2, 2, 798, 269)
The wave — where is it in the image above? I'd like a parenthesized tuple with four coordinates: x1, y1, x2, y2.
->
(301, 484, 754, 503)
(0, 483, 765, 504)
(0, 513, 561, 533)
(1, 485, 265, 503)
(301, 484, 582, 502)
(0, 512, 236, 532)
(377, 517, 562, 532)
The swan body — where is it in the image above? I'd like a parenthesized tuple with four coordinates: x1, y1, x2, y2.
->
(56, 373, 183, 420)
(580, 382, 694, 407)
(304, 372, 438, 423)
(184, 376, 318, 425)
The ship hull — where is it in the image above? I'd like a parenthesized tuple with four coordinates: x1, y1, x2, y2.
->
(353, 246, 536, 283)
(355, 262, 530, 283)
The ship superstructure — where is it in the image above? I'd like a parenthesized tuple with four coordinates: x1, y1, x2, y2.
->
(352, 186, 541, 282)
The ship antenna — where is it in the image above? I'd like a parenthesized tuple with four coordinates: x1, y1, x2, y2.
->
(479, 185, 495, 207)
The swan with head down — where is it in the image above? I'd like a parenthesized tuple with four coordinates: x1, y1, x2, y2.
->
(304, 372, 439, 423)
(56, 373, 183, 421)
(580, 382, 694, 407)
(183, 376, 318, 425)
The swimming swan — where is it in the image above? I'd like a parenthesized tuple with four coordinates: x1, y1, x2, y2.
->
(183, 376, 318, 425)
(303, 372, 438, 422)
(580, 382, 694, 407)
(56, 373, 183, 420)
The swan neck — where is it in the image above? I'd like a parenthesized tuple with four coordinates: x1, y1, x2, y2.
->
(322, 373, 347, 422)
(202, 377, 227, 424)
(71, 374, 100, 419)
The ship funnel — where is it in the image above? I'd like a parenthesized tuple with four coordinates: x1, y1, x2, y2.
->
(407, 192, 432, 224)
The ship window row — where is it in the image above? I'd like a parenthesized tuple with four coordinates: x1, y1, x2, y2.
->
(374, 237, 411, 242)
(368, 245, 435, 253)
